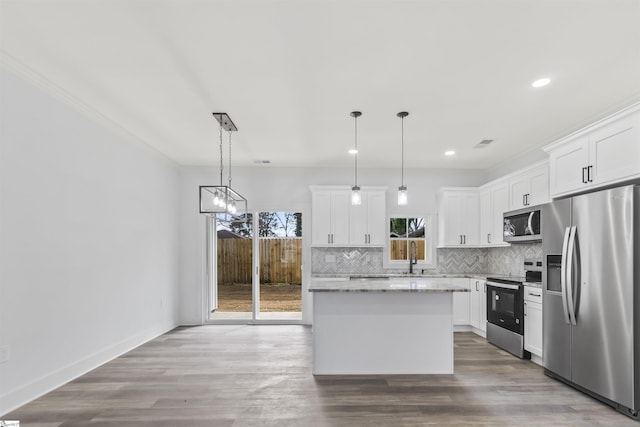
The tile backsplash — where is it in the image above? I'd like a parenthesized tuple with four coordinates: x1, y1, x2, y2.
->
(311, 243, 542, 276)
(311, 247, 384, 275)
(486, 243, 542, 276)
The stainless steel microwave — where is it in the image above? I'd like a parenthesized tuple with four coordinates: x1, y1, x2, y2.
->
(503, 205, 543, 243)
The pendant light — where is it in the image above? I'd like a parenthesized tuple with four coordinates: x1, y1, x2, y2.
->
(199, 113, 248, 216)
(397, 111, 409, 206)
(350, 111, 362, 205)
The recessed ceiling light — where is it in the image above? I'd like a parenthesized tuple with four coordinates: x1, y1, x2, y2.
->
(532, 78, 551, 88)
(348, 148, 358, 154)
(444, 150, 456, 156)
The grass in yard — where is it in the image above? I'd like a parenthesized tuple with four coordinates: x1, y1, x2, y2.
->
(215, 283, 301, 312)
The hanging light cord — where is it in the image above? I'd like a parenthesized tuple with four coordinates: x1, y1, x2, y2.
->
(401, 115, 405, 186)
(218, 123, 224, 186)
(228, 130, 233, 188)
(354, 114, 358, 186)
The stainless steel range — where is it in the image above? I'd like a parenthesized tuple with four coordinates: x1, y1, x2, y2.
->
(486, 258, 542, 359)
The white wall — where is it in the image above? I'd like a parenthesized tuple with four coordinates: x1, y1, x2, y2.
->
(179, 165, 486, 325)
(0, 68, 181, 414)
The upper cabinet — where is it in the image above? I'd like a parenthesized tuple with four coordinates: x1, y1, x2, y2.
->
(508, 163, 549, 210)
(545, 105, 640, 198)
(311, 186, 387, 247)
(311, 188, 350, 246)
(437, 188, 480, 247)
(349, 189, 386, 246)
(479, 182, 509, 246)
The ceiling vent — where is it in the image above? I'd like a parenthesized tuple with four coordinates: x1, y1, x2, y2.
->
(474, 139, 494, 148)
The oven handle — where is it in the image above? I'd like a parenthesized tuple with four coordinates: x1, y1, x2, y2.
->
(560, 226, 572, 325)
(486, 281, 520, 291)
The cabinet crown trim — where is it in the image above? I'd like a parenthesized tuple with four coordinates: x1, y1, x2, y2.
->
(542, 101, 640, 153)
(479, 160, 548, 190)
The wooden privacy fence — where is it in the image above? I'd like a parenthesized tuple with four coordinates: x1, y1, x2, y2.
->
(217, 238, 302, 285)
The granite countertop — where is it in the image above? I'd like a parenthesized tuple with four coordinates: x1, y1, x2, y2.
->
(308, 277, 471, 293)
(311, 272, 503, 280)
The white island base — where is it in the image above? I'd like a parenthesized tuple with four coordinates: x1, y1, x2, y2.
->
(312, 291, 454, 375)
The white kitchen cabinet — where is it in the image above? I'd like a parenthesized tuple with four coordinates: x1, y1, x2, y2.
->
(469, 279, 486, 333)
(349, 189, 386, 246)
(547, 137, 589, 196)
(545, 106, 640, 198)
(452, 278, 471, 326)
(437, 188, 480, 247)
(508, 163, 549, 210)
(524, 285, 543, 357)
(311, 189, 350, 246)
(311, 186, 386, 247)
(479, 182, 509, 246)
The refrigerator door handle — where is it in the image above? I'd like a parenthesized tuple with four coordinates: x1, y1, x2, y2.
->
(560, 226, 572, 325)
(566, 226, 578, 325)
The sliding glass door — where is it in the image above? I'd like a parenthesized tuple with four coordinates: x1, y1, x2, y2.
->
(208, 211, 302, 322)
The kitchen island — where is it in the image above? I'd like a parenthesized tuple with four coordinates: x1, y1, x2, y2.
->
(309, 278, 470, 375)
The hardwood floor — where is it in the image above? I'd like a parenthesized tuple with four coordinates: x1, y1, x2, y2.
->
(5, 326, 637, 426)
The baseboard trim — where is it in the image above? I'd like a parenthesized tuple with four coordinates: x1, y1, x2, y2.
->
(0, 319, 179, 416)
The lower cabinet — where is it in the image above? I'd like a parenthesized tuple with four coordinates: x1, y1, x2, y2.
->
(469, 279, 486, 332)
(524, 285, 543, 357)
(451, 278, 471, 326)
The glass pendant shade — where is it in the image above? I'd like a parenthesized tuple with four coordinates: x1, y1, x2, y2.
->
(351, 185, 362, 205)
(397, 111, 409, 206)
(398, 185, 408, 206)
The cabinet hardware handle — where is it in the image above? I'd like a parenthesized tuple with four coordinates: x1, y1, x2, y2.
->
(460, 235, 463, 244)
(588, 165, 593, 182)
(529, 292, 541, 297)
(328, 234, 331, 244)
(463, 235, 466, 244)
(524, 301, 527, 315)
(582, 167, 588, 184)
(488, 233, 491, 244)
(476, 281, 479, 291)
(523, 194, 526, 206)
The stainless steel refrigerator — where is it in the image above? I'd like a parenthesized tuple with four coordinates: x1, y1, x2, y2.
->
(542, 184, 639, 419)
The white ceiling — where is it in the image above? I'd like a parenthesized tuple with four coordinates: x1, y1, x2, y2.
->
(1, 0, 639, 170)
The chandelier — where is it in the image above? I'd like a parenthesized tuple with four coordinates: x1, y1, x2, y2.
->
(199, 113, 248, 216)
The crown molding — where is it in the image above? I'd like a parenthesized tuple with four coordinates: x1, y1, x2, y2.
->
(0, 50, 179, 168)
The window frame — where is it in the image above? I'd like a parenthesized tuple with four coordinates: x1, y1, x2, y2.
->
(383, 213, 437, 270)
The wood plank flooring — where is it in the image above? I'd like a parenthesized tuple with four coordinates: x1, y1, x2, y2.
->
(4, 326, 637, 426)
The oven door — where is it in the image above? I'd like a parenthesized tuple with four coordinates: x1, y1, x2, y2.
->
(486, 282, 524, 335)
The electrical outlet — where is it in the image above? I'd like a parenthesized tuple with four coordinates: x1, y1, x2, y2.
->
(0, 345, 10, 364)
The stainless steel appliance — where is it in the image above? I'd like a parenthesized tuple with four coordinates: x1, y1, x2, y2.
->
(503, 205, 542, 243)
(486, 259, 542, 359)
(542, 184, 639, 419)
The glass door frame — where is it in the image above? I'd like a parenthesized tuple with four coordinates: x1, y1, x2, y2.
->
(205, 210, 306, 325)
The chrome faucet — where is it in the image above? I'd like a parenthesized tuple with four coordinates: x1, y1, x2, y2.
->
(409, 240, 418, 274)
